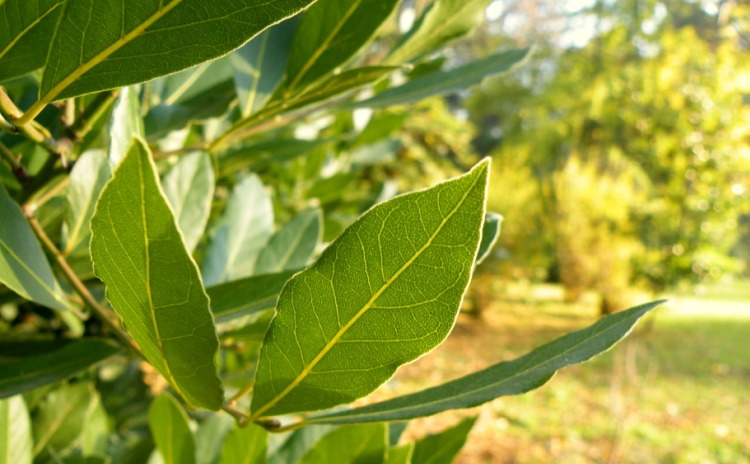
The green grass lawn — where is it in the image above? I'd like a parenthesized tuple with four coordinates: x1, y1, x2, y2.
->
(385, 282, 750, 463)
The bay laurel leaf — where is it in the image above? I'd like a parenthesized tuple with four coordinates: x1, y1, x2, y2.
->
(250, 159, 490, 417)
(90, 138, 224, 410)
(302, 300, 664, 424)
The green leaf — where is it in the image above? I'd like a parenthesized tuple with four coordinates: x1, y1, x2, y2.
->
(162, 152, 214, 253)
(158, 56, 235, 106)
(219, 424, 267, 464)
(145, 80, 236, 139)
(223, 66, 396, 144)
(306, 173, 355, 205)
(32, 383, 99, 459)
(388, 422, 408, 446)
(108, 86, 144, 166)
(384, 443, 413, 464)
(149, 394, 196, 464)
(0, 338, 119, 399)
(219, 138, 333, 177)
(282, 0, 400, 94)
(0, 0, 65, 82)
(255, 209, 322, 274)
(90, 138, 224, 410)
(195, 415, 234, 464)
(268, 424, 335, 464)
(476, 213, 502, 265)
(251, 159, 490, 417)
(33, 0, 318, 105)
(0, 185, 71, 312)
(202, 174, 274, 286)
(303, 301, 664, 424)
(0, 396, 32, 464)
(387, 0, 494, 64)
(352, 49, 531, 109)
(232, 18, 298, 117)
(298, 423, 386, 464)
(208, 272, 295, 324)
(76, 390, 110, 458)
(411, 417, 476, 464)
(63, 150, 112, 256)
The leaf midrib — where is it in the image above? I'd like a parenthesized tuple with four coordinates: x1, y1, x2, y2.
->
(252, 170, 483, 418)
(286, 0, 363, 93)
(308, 307, 651, 422)
(38, 0, 184, 107)
(138, 150, 193, 408)
(390, 0, 479, 63)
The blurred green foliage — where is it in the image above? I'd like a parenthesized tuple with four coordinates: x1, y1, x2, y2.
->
(467, 0, 750, 303)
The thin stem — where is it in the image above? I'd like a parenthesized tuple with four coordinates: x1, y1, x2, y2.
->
(0, 87, 21, 120)
(0, 141, 22, 170)
(0, 113, 17, 134)
(69, 91, 117, 141)
(22, 205, 143, 356)
(222, 402, 250, 423)
(0, 141, 31, 185)
(228, 381, 254, 406)
(0, 87, 71, 160)
(271, 419, 305, 433)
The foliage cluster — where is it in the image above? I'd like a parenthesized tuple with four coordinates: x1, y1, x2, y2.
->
(0, 1, 661, 463)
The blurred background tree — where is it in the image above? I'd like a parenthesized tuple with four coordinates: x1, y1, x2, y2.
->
(462, 0, 750, 313)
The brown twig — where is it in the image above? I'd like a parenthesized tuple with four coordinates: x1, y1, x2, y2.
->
(22, 204, 142, 355)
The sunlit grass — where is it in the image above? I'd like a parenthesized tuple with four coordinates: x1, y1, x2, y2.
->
(388, 281, 750, 464)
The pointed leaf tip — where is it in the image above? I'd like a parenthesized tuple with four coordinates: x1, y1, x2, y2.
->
(91, 138, 223, 410)
(251, 160, 490, 417)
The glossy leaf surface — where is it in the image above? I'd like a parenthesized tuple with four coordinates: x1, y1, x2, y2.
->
(353, 49, 530, 109)
(162, 152, 214, 253)
(35, 0, 318, 104)
(304, 301, 664, 424)
(0, 0, 64, 82)
(0, 338, 119, 399)
(251, 160, 489, 417)
(90, 139, 223, 410)
(298, 423, 386, 464)
(388, 0, 494, 64)
(0, 396, 32, 464)
(149, 394, 196, 464)
(255, 209, 322, 274)
(63, 150, 112, 256)
(412, 417, 476, 464)
(283, 0, 399, 94)
(0, 185, 70, 312)
(202, 174, 274, 286)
